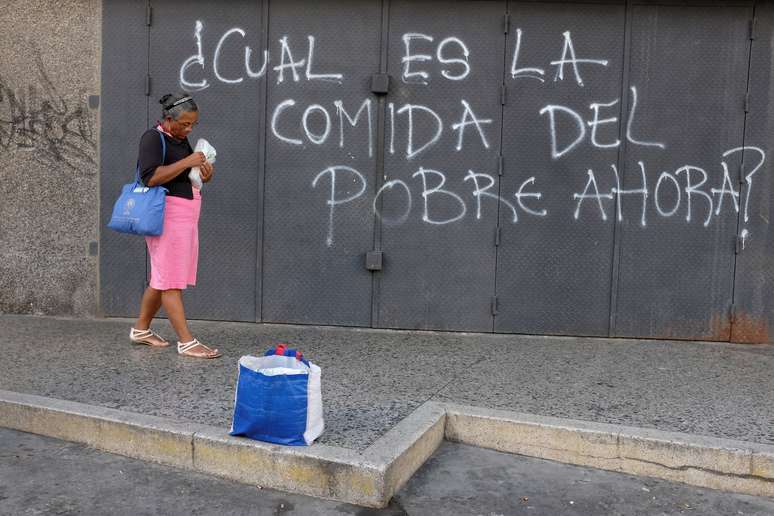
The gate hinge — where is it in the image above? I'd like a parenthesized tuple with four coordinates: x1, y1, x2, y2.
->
(498, 155, 504, 176)
(735, 234, 743, 254)
(729, 304, 737, 324)
(749, 17, 757, 40)
(365, 251, 383, 271)
(500, 84, 507, 105)
(495, 226, 501, 247)
(491, 296, 499, 316)
(370, 73, 390, 95)
(744, 92, 750, 113)
(503, 14, 510, 34)
(146, 4, 153, 26)
(145, 75, 151, 96)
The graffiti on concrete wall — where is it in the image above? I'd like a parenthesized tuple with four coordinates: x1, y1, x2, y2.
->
(178, 22, 763, 246)
(0, 52, 96, 172)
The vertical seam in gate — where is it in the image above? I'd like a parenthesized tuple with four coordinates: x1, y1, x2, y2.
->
(96, 2, 103, 316)
(728, 1, 757, 342)
(607, 0, 634, 338)
(492, 1, 509, 333)
(370, 0, 391, 328)
(144, 0, 152, 297)
(257, 0, 271, 323)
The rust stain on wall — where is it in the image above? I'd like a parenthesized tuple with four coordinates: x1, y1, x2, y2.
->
(708, 314, 732, 342)
(730, 312, 769, 344)
(657, 313, 770, 344)
(654, 314, 730, 342)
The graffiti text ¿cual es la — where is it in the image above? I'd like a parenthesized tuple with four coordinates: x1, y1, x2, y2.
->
(180, 22, 611, 89)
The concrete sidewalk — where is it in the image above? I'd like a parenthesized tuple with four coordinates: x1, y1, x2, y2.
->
(2, 314, 773, 450)
(2, 314, 774, 506)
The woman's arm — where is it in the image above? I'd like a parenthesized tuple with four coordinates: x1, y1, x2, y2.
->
(146, 152, 205, 186)
(200, 161, 214, 183)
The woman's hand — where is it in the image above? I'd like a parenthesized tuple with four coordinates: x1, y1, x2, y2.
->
(200, 161, 214, 183)
(186, 151, 206, 168)
(148, 152, 206, 186)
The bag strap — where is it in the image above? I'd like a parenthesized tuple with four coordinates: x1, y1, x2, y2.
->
(157, 128, 167, 163)
(134, 129, 168, 186)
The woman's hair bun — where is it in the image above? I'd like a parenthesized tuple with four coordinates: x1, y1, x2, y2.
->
(159, 94, 173, 106)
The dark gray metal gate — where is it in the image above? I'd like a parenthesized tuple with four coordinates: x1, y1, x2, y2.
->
(376, 0, 504, 331)
(495, 1, 626, 336)
(100, 0, 150, 316)
(148, 0, 263, 321)
(612, 3, 752, 340)
(100, 0, 773, 343)
(731, 1, 774, 343)
(261, 0, 381, 326)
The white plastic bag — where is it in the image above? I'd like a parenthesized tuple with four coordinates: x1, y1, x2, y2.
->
(189, 138, 217, 189)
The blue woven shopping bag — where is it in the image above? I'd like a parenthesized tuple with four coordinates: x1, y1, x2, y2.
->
(230, 345, 323, 446)
(107, 130, 168, 236)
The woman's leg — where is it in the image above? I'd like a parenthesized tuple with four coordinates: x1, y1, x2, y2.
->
(162, 289, 221, 358)
(135, 287, 162, 330)
(131, 287, 169, 346)
(161, 289, 194, 342)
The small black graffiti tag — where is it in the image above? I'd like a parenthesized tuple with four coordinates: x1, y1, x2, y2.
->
(0, 52, 96, 172)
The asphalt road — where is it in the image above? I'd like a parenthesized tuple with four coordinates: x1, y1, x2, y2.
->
(2, 428, 773, 516)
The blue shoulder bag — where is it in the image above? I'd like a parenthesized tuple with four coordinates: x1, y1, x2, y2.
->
(107, 130, 168, 236)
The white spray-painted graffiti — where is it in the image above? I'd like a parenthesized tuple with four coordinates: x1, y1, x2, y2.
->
(180, 21, 343, 90)
(178, 21, 765, 247)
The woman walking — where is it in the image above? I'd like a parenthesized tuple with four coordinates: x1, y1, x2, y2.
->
(128, 93, 221, 359)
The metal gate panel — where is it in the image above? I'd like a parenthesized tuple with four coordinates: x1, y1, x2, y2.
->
(494, 2, 626, 336)
(148, 0, 262, 321)
(99, 0, 764, 340)
(261, 0, 381, 325)
(731, 2, 774, 343)
(613, 4, 751, 340)
(99, 0, 149, 316)
(376, 0, 505, 331)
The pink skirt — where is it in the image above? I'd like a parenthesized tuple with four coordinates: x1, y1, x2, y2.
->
(145, 189, 201, 290)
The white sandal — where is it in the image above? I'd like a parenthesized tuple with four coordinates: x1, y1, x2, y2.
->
(177, 339, 222, 359)
(130, 327, 169, 347)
